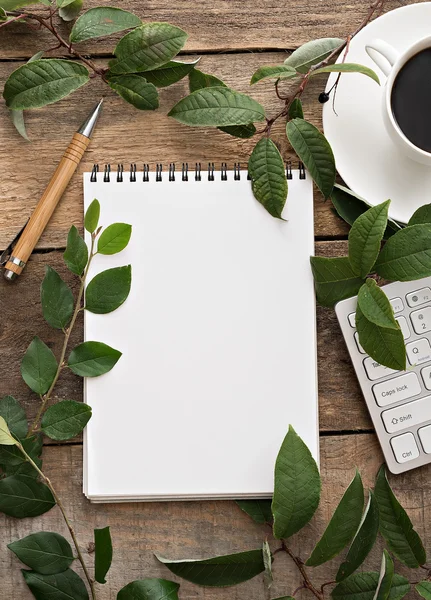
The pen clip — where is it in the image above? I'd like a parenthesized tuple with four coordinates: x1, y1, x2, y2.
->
(0, 219, 29, 267)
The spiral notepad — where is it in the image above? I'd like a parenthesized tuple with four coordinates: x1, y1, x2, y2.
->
(83, 163, 318, 502)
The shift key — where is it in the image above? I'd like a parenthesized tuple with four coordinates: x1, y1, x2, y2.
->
(382, 395, 431, 433)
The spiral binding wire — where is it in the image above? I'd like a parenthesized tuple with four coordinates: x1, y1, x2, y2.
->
(90, 162, 306, 183)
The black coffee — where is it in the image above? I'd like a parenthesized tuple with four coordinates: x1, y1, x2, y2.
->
(391, 48, 431, 153)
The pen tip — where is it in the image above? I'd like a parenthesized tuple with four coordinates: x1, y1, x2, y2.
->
(78, 99, 104, 138)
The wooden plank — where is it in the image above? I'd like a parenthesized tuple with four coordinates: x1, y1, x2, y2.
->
(0, 53, 349, 252)
(0, 434, 421, 599)
(0, 242, 371, 435)
(0, 0, 404, 57)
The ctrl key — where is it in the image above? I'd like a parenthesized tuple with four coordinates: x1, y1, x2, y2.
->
(390, 432, 419, 463)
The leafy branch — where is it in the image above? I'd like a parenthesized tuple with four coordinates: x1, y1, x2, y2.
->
(0, 198, 131, 599)
(15, 438, 97, 599)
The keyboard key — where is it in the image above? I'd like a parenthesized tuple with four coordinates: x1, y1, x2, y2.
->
(348, 312, 356, 328)
(410, 306, 431, 335)
(373, 372, 421, 407)
(396, 316, 411, 340)
(422, 365, 431, 390)
(406, 338, 431, 366)
(390, 297, 404, 313)
(354, 332, 365, 354)
(382, 395, 431, 433)
(391, 432, 419, 463)
(363, 357, 398, 381)
(419, 425, 431, 453)
(406, 287, 431, 307)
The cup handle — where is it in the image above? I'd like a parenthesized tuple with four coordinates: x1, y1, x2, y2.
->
(365, 38, 399, 76)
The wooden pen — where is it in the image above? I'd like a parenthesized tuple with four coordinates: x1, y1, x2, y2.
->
(3, 98, 103, 281)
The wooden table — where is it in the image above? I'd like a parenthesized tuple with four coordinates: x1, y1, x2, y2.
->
(0, 1, 428, 597)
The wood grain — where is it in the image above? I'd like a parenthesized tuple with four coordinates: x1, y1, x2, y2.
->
(0, 241, 370, 435)
(1, 435, 425, 599)
(0, 53, 350, 252)
(0, 0, 406, 58)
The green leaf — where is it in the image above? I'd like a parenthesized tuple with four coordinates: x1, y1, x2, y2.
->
(0, 435, 42, 479)
(286, 118, 335, 197)
(168, 86, 266, 127)
(59, 0, 82, 21)
(416, 582, 431, 600)
(41, 266, 74, 330)
(408, 204, 431, 226)
(374, 465, 426, 568)
(21, 336, 58, 395)
(140, 59, 200, 88)
(10, 109, 29, 141)
(272, 425, 321, 539)
(310, 256, 364, 307)
(310, 63, 380, 84)
(22, 569, 89, 600)
(336, 491, 379, 582)
(330, 185, 401, 240)
(0, 416, 17, 446)
(348, 200, 390, 278)
(250, 65, 297, 84)
(0, 395, 27, 438)
(3, 59, 89, 110)
(68, 341, 121, 377)
(218, 123, 256, 138)
(108, 75, 159, 110)
(64, 225, 88, 275)
(84, 198, 100, 233)
(156, 549, 265, 587)
(374, 550, 394, 600)
(8, 532, 73, 575)
(0, 435, 41, 468)
(262, 541, 272, 588)
(235, 499, 273, 524)
(0, 475, 55, 518)
(332, 572, 410, 600)
(109, 23, 188, 75)
(284, 38, 343, 73)
(306, 470, 364, 566)
(357, 279, 398, 329)
(41, 400, 91, 441)
(375, 224, 431, 281)
(70, 7, 142, 43)
(189, 68, 225, 92)
(187, 69, 256, 137)
(94, 526, 112, 584)
(248, 138, 287, 219)
(288, 98, 304, 119)
(28, 52, 45, 63)
(85, 265, 132, 314)
(355, 304, 406, 371)
(117, 579, 180, 600)
(0, 6, 7, 18)
(97, 223, 132, 255)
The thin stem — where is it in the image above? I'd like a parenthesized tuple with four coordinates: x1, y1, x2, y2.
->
(282, 541, 324, 600)
(16, 442, 97, 600)
(292, 584, 306, 596)
(27, 236, 95, 436)
(263, 0, 387, 132)
(0, 13, 26, 29)
(6, 10, 103, 75)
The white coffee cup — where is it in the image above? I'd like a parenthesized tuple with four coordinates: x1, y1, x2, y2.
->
(366, 36, 431, 165)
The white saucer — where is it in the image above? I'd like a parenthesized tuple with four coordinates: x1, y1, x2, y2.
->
(322, 2, 431, 224)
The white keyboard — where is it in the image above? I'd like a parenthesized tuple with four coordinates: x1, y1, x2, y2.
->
(335, 277, 431, 474)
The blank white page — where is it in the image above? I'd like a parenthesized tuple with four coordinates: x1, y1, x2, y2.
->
(83, 169, 318, 501)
